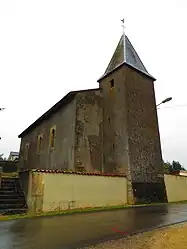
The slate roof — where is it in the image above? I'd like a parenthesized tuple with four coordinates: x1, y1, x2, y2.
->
(98, 35, 155, 81)
(18, 88, 100, 138)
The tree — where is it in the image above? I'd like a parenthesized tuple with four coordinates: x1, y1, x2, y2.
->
(172, 160, 185, 172)
(163, 160, 185, 173)
(163, 161, 172, 173)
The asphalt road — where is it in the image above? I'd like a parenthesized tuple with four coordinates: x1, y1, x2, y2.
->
(1, 204, 187, 249)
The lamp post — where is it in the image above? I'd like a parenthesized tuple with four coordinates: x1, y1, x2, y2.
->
(156, 97, 172, 107)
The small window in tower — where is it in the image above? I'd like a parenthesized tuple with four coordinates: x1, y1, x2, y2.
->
(37, 134, 43, 154)
(50, 126, 56, 149)
(108, 117, 110, 123)
(110, 79, 114, 89)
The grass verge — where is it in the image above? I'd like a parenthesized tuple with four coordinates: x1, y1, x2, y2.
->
(169, 200, 187, 204)
(0, 202, 167, 221)
(0, 200, 187, 222)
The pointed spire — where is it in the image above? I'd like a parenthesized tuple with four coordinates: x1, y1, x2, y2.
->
(104, 36, 125, 74)
(103, 25, 154, 80)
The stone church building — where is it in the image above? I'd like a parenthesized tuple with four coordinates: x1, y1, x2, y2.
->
(18, 34, 167, 203)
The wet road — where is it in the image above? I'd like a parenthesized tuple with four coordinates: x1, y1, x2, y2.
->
(1, 204, 187, 249)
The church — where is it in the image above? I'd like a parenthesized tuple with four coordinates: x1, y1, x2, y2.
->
(18, 33, 167, 203)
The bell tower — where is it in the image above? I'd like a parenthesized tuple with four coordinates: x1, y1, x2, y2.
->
(98, 30, 167, 204)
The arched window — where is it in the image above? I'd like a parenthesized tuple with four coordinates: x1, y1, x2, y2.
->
(37, 134, 43, 154)
(109, 79, 114, 93)
(50, 126, 56, 149)
(110, 79, 114, 88)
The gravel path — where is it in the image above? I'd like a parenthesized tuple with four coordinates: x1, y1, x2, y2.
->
(85, 222, 187, 249)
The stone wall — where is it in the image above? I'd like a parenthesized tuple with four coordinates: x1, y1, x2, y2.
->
(125, 66, 163, 184)
(74, 89, 103, 172)
(99, 66, 134, 203)
(125, 66, 167, 203)
(99, 64, 166, 203)
(99, 67, 130, 174)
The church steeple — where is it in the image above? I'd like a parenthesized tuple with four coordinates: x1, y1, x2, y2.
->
(103, 34, 154, 80)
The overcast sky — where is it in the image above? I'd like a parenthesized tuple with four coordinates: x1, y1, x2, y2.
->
(0, 0, 186, 166)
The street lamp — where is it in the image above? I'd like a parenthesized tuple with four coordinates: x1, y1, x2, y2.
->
(156, 97, 172, 107)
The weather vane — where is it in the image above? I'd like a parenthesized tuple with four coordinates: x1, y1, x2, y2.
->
(121, 18, 125, 36)
(121, 18, 126, 61)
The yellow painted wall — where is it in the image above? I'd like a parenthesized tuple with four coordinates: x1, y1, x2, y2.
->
(41, 174, 127, 212)
(164, 174, 187, 202)
(28, 172, 187, 213)
(31, 172, 44, 212)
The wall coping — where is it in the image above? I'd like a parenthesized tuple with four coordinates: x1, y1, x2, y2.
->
(32, 169, 126, 178)
(164, 173, 187, 178)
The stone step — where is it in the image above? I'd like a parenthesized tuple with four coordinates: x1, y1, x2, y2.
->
(0, 186, 16, 190)
(0, 194, 24, 199)
(0, 177, 28, 214)
(0, 198, 25, 204)
(2, 178, 17, 181)
(1, 181, 16, 185)
(1, 184, 16, 188)
(0, 187, 16, 191)
(0, 186, 17, 190)
(0, 196, 24, 201)
(0, 190, 23, 195)
(0, 203, 26, 209)
(0, 208, 27, 215)
(1, 180, 17, 184)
